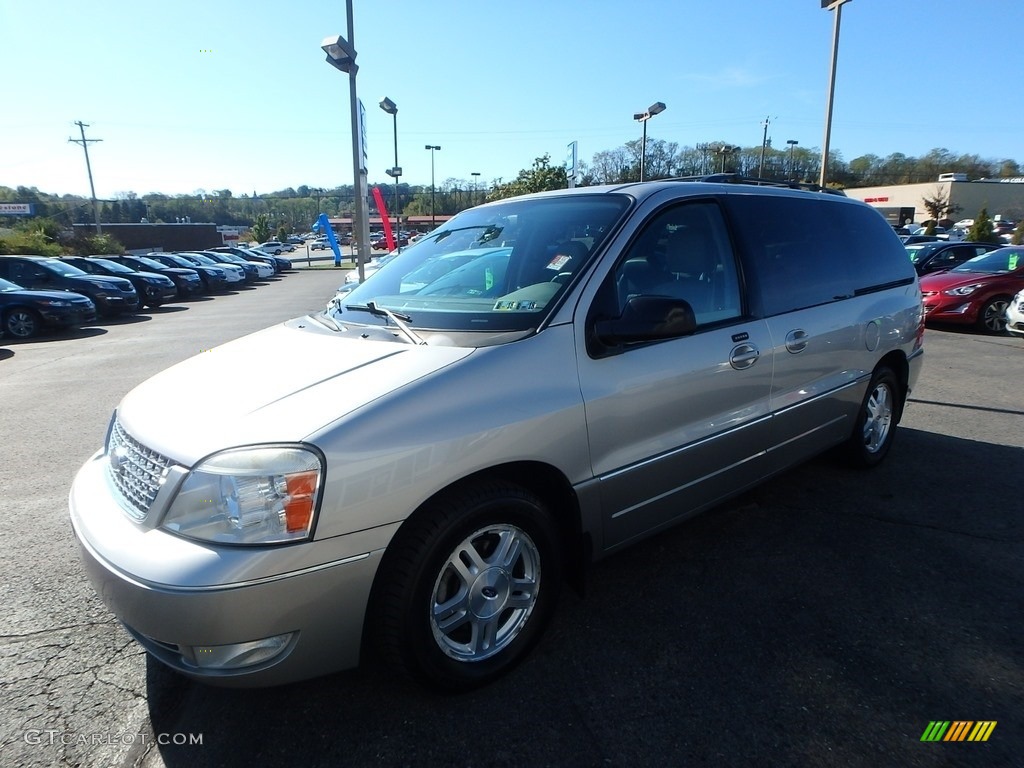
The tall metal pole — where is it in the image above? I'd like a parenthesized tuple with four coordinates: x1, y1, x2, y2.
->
(391, 111, 400, 251)
(69, 121, 102, 234)
(786, 140, 798, 181)
(425, 145, 440, 228)
(343, 0, 369, 281)
(820, 0, 852, 188)
(758, 116, 771, 179)
(640, 120, 648, 182)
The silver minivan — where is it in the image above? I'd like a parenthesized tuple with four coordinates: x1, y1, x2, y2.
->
(70, 179, 924, 691)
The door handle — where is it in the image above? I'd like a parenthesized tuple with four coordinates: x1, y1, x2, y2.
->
(785, 329, 809, 354)
(730, 343, 759, 370)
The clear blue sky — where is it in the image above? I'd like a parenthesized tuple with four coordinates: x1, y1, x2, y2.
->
(2, 0, 1020, 199)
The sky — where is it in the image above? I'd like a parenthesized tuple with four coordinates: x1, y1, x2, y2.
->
(2, 0, 1021, 200)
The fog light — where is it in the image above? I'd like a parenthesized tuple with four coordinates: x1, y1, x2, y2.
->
(185, 633, 295, 670)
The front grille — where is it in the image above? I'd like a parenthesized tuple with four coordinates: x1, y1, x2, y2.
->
(107, 419, 175, 519)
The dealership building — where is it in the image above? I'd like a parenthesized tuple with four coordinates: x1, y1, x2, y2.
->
(844, 175, 1024, 227)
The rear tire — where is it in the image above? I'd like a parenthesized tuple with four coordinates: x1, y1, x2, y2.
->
(843, 366, 901, 468)
(372, 480, 561, 692)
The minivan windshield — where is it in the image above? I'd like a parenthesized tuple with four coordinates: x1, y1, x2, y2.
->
(327, 194, 630, 335)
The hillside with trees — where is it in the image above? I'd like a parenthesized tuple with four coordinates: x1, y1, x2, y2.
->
(2, 141, 1021, 255)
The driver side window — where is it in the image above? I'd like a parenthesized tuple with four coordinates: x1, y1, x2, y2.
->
(614, 201, 742, 326)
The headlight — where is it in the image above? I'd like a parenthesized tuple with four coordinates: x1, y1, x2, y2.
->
(162, 446, 323, 545)
(97, 282, 120, 291)
(38, 299, 71, 307)
(943, 283, 984, 297)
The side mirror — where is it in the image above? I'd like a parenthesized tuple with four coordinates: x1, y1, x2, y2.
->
(593, 295, 696, 348)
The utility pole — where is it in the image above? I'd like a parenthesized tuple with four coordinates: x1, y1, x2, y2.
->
(758, 116, 773, 179)
(69, 121, 103, 234)
(696, 142, 711, 175)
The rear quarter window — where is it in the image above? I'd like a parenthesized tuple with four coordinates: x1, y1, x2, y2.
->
(725, 194, 915, 317)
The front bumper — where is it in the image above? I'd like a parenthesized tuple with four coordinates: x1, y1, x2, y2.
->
(93, 290, 141, 316)
(922, 299, 978, 325)
(40, 303, 98, 327)
(69, 450, 395, 687)
(1006, 298, 1024, 337)
(142, 284, 179, 304)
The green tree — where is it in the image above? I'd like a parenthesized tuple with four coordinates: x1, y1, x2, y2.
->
(252, 213, 271, 243)
(0, 228, 62, 257)
(66, 232, 125, 256)
(967, 208, 1001, 244)
(276, 225, 289, 242)
(488, 155, 568, 201)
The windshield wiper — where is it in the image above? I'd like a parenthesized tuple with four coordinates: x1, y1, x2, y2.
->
(346, 302, 427, 345)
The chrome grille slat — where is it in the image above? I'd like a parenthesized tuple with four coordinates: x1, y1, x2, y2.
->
(107, 420, 174, 519)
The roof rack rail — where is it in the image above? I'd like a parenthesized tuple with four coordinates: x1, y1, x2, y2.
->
(670, 173, 847, 197)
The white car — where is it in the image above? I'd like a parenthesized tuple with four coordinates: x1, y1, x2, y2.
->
(1006, 288, 1024, 338)
(259, 241, 286, 255)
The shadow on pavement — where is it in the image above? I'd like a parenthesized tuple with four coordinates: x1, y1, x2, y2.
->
(146, 427, 1023, 767)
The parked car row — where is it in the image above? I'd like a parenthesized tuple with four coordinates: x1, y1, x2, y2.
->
(920, 246, 1024, 334)
(0, 247, 291, 340)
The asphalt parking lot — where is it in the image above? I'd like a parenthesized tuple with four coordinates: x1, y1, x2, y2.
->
(1, 268, 1021, 768)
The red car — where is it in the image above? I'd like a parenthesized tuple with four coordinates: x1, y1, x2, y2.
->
(920, 247, 1024, 333)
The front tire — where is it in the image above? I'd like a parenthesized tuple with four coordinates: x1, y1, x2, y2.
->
(843, 366, 901, 468)
(373, 480, 561, 692)
(5, 308, 41, 339)
(977, 296, 1010, 334)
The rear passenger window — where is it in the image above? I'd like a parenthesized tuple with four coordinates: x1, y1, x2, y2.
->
(726, 195, 915, 317)
(614, 201, 742, 327)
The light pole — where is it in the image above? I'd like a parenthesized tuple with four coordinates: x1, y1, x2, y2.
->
(425, 144, 441, 228)
(820, 0, 853, 188)
(716, 144, 739, 173)
(322, 2, 370, 281)
(471, 171, 481, 206)
(379, 97, 402, 252)
(632, 101, 665, 182)
(786, 140, 799, 180)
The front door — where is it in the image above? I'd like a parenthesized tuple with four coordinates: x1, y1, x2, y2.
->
(576, 199, 774, 551)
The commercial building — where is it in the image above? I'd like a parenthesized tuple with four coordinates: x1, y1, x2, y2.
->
(844, 175, 1024, 227)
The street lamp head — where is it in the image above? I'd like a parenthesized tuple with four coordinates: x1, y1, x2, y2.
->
(787, 139, 799, 146)
(379, 97, 397, 115)
(634, 101, 667, 122)
(321, 35, 357, 74)
(425, 144, 440, 151)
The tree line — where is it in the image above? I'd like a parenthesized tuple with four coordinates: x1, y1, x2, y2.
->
(2, 140, 1021, 246)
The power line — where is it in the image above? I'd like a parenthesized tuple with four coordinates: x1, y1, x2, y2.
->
(68, 121, 103, 234)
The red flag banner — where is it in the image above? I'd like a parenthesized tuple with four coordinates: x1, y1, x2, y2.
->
(372, 187, 395, 252)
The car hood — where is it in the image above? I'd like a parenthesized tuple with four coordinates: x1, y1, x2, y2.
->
(133, 270, 174, 282)
(73, 274, 135, 290)
(116, 317, 473, 466)
(1, 288, 92, 302)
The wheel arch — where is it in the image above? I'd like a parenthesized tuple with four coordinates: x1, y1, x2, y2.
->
(876, 350, 909, 423)
(360, 460, 589, 666)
